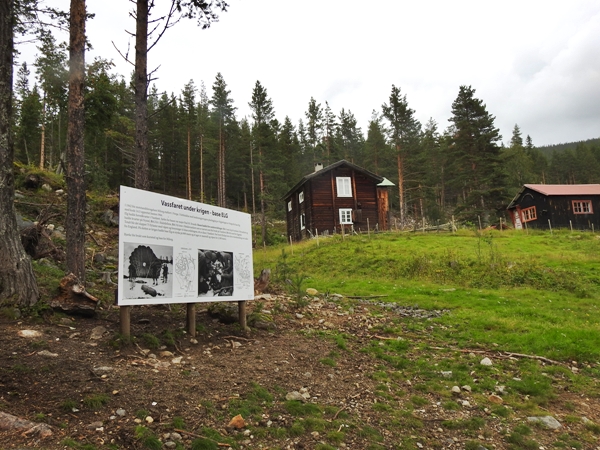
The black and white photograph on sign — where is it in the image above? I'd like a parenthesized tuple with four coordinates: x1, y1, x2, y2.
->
(123, 243, 173, 299)
(198, 249, 233, 297)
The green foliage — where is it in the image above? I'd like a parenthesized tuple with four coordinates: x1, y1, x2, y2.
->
(135, 426, 162, 450)
(284, 401, 322, 417)
(141, 333, 161, 349)
(82, 393, 109, 410)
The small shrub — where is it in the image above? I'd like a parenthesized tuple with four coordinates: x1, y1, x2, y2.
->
(141, 333, 160, 349)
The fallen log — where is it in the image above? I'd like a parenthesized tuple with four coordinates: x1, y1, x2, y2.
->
(0, 411, 52, 438)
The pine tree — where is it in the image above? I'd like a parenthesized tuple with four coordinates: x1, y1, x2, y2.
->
(181, 80, 197, 199)
(447, 85, 503, 223)
(305, 97, 323, 166)
(381, 85, 421, 226)
(209, 72, 235, 207)
(0, 0, 40, 306)
(249, 80, 275, 245)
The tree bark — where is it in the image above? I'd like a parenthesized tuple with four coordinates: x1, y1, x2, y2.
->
(397, 150, 405, 226)
(66, 0, 86, 281)
(0, 0, 39, 306)
(134, 0, 149, 190)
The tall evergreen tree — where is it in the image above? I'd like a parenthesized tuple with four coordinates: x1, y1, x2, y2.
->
(65, 0, 86, 281)
(180, 79, 197, 199)
(209, 72, 235, 207)
(0, 0, 39, 306)
(381, 85, 421, 226)
(447, 85, 503, 222)
(249, 80, 277, 245)
(305, 97, 323, 166)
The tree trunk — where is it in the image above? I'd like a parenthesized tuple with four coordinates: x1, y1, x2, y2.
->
(258, 144, 266, 245)
(66, 0, 86, 281)
(0, 0, 39, 306)
(397, 150, 405, 226)
(134, 0, 149, 190)
(186, 126, 191, 200)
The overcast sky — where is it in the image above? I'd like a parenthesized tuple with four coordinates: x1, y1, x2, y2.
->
(19, 0, 600, 147)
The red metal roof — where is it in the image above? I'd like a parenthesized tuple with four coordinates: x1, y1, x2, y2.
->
(525, 184, 600, 196)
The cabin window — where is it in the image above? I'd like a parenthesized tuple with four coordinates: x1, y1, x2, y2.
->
(287, 201, 292, 212)
(339, 208, 353, 224)
(300, 213, 306, 230)
(572, 200, 592, 214)
(336, 177, 352, 197)
(521, 206, 537, 222)
(299, 191, 304, 203)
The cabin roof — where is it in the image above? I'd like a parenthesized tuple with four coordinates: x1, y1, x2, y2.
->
(282, 160, 386, 200)
(507, 184, 600, 209)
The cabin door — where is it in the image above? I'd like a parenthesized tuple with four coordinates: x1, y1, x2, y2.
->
(514, 208, 523, 230)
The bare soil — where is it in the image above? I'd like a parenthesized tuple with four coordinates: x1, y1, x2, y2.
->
(0, 294, 599, 450)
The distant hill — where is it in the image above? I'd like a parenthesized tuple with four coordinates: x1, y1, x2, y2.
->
(536, 137, 600, 159)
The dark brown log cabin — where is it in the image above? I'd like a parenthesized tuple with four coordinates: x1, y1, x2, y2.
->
(507, 184, 600, 230)
(283, 160, 394, 241)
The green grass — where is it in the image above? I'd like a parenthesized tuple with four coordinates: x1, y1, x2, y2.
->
(254, 230, 600, 362)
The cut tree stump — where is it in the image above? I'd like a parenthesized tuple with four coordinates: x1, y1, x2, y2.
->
(50, 273, 98, 317)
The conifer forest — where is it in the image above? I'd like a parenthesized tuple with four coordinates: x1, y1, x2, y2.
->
(10, 11, 600, 236)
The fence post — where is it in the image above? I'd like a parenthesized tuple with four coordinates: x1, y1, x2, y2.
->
(548, 219, 553, 235)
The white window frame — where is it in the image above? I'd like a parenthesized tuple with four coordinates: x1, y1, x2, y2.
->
(300, 213, 306, 230)
(572, 200, 592, 214)
(336, 177, 352, 197)
(339, 208, 353, 224)
(287, 200, 292, 212)
(299, 191, 304, 203)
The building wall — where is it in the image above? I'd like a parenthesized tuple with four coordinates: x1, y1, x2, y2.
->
(285, 165, 385, 241)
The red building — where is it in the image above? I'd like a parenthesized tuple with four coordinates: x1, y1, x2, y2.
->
(507, 184, 600, 230)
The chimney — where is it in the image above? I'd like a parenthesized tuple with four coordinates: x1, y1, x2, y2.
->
(314, 162, 323, 172)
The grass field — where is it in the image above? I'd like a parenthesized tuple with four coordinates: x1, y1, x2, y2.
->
(254, 228, 600, 363)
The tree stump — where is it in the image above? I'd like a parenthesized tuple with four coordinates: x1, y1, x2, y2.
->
(50, 273, 98, 317)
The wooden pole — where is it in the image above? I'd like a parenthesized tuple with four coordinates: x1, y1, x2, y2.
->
(316, 228, 319, 246)
(593, 223, 595, 234)
(341, 224, 345, 240)
(548, 219, 553, 235)
(569, 220, 573, 232)
(186, 303, 196, 337)
(238, 301, 247, 331)
(478, 215, 482, 230)
(120, 306, 131, 338)
(499, 217, 502, 232)
(524, 219, 528, 234)
(422, 217, 426, 233)
(289, 236, 293, 255)
(452, 215, 455, 234)
(367, 218, 370, 239)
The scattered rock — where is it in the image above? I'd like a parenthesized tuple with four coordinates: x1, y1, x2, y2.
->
(488, 394, 503, 404)
(285, 391, 306, 402)
(116, 409, 126, 417)
(18, 329, 42, 338)
(480, 357, 493, 366)
(228, 414, 246, 429)
(41, 183, 52, 192)
(306, 288, 318, 296)
(145, 416, 154, 423)
(37, 350, 58, 357)
(90, 326, 106, 340)
(451, 386, 461, 395)
(527, 416, 562, 429)
(87, 421, 103, 429)
(441, 371, 452, 378)
(461, 385, 472, 392)
(102, 209, 119, 227)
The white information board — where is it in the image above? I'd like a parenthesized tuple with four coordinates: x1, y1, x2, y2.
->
(118, 186, 254, 306)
